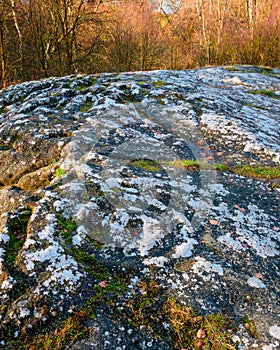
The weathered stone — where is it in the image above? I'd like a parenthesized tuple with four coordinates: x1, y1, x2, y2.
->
(16, 164, 58, 191)
(0, 66, 279, 349)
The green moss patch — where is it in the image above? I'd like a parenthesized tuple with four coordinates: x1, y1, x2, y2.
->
(58, 216, 77, 245)
(244, 103, 269, 111)
(75, 77, 98, 91)
(153, 80, 166, 88)
(248, 89, 278, 98)
(165, 160, 280, 180)
(120, 92, 142, 104)
(4, 208, 32, 272)
(55, 167, 67, 177)
(224, 67, 242, 72)
(79, 101, 92, 112)
(130, 159, 162, 172)
(233, 165, 280, 179)
(124, 158, 279, 180)
(72, 247, 109, 281)
(57, 216, 106, 276)
(0, 105, 7, 113)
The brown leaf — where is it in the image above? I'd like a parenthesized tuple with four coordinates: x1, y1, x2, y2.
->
(234, 204, 246, 212)
(197, 328, 206, 339)
(272, 226, 279, 231)
(216, 151, 224, 156)
(209, 219, 218, 225)
(99, 280, 107, 288)
(194, 339, 203, 347)
(194, 316, 203, 322)
(254, 273, 264, 280)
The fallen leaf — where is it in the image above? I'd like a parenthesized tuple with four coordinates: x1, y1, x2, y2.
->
(99, 280, 107, 288)
(254, 273, 264, 280)
(272, 226, 279, 231)
(234, 204, 246, 212)
(209, 219, 218, 225)
(216, 151, 224, 156)
(194, 316, 203, 322)
(197, 328, 206, 339)
(194, 339, 203, 347)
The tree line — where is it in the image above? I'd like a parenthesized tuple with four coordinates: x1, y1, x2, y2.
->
(0, 0, 279, 88)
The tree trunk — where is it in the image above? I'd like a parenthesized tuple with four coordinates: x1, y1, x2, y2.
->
(10, 0, 24, 78)
(0, 20, 7, 88)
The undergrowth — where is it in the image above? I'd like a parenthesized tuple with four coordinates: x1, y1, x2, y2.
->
(4, 208, 32, 272)
(165, 160, 280, 180)
(20, 279, 239, 350)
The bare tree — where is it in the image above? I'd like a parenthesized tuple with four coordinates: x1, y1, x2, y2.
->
(9, 0, 24, 76)
(1, 0, 280, 87)
(27, 0, 97, 77)
(247, 0, 257, 31)
(0, 3, 7, 88)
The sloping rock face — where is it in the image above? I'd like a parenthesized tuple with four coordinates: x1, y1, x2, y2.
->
(0, 66, 279, 349)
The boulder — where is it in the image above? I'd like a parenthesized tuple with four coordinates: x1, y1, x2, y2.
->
(0, 66, 279, 349)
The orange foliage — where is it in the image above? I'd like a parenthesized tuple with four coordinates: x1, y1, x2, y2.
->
(0, 0, 279, 88)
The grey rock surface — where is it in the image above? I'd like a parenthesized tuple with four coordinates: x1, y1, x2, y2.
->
(0, 66, 279, 349)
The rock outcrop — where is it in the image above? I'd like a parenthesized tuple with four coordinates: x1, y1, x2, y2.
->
(0, 66, 279, 349)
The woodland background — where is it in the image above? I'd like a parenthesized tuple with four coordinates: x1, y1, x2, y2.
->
(0, 0, 279, 88)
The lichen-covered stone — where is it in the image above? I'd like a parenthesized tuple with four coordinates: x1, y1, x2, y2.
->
(0, 66, 279, 349)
